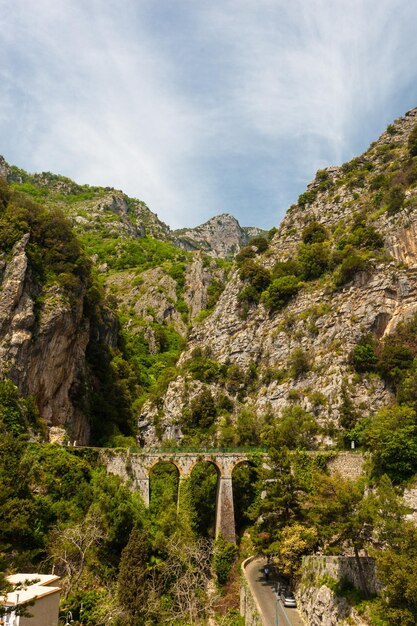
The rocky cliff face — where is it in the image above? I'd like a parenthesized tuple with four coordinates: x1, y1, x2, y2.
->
(0, 235, 95, 443)
(138, 107, 417, 446)
(3, 107, 417, 449)
(174, 213, 265, 258)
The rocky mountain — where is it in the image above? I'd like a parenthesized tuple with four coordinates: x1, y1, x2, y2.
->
(138, 106, 417, 447)
(0, 158, 235, 444)
(173, 213, 266, 258)
(0, 156, 261, 260)
(2, 106, 417, 450)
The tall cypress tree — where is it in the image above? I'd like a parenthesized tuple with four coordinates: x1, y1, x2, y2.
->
(117, 527, 149, 625)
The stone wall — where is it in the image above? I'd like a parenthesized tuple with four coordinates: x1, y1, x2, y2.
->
(297, 555, 379, 626)
(327, 452, 366, 481)
(240, 558, 263, 626)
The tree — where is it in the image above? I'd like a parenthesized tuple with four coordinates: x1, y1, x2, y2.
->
(361, 405, 417, 483)
(351, 335, 377, 373)
(239, 259, 271, 291)
(264, 405, 318, 450)
(305, 473, 373, 595)
(251, 447, 303, 543)
(374, 522, 417, 626)
(408, 124, 417, 157)
(271, 523, 317, 580)
(298, 242, 330, 280)
(117, 527, 150, 626)
(288, 348, 310, 378)
(48, 511, 107, 598)
(155, 536, 215, 625)
(185, 388, 217, 430)
(213, 534, 238, 586)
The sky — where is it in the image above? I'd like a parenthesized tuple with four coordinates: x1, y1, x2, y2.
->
(1, 1, 417, 230)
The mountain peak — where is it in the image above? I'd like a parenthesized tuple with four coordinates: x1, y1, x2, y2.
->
(173, 213, 264, 258)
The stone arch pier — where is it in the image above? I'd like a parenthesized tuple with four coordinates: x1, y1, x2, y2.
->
(101, 451, 252, 543)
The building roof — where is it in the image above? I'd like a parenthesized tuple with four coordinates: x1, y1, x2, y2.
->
(7, 574, 60, 587)
(0, 574, 61, 608)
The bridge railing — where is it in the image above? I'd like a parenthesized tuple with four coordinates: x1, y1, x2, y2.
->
(127, 446, 268, 454)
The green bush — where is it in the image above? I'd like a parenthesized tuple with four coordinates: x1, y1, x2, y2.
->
(298, 242, 330, 280)
(378, 340, 414, 385)
(263, 275, 302, 311)
(237, 284, 261, 306)
(408, 124, 417, 157)
(298, 189, 317, 207)
(183, 389, 217, 430)
(351, 336, 378, 373)
(272, 260, 302, 279)
(235, 245, 256, 265)
(334, 251, 368, 287)
(302, 221, 328, 244)
(386, 185, 405, 215)
(248, 235, 269, 253)
(289, 348, 310, 378)
(213, 535, 238, 586)
(361, 405, 417, 483)
(239, 259, 271, 292)
(185, 356, 222, 383)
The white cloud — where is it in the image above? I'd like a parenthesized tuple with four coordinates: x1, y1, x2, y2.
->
(1, 0, 417, 228)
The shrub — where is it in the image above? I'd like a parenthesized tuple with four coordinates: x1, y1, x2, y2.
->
(298, 189, 317, 207)
(361, 405, 417, 483)
(298, 242, 330, 280)
(334, 251, 368, 287)
(185, 356, 222, 383)
(235, 245, 256, 264)
(248, 236, 269, 253)
(386, 185, 405, 215)
(378, 340, 414, 385)
(408, 124, 417, 157)
(302, 221, 328, 244)
(370, 173, 388, 190)
(262, 275, 302, 311)
(239, 259, 271, 292)
(266, 405, 318, 449)
(213, 535, 238, 586)
(351, 336, 378, 373)
(184, 389, 217, 430)
(289, 348, 310, 378)
(237, 285, 261, 306)
(272, 260, 302, 279)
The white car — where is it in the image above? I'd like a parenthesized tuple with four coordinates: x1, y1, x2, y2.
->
(280, 589, 297, 608)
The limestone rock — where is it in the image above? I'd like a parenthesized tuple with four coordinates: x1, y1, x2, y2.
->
(174, 213, 264, 259)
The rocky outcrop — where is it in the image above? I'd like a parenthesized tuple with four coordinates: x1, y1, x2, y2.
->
(139, 107, 417, 445)
(174, 213, 264, 258)
(297, 556, 378, 625)
(0, 235, 95, 443)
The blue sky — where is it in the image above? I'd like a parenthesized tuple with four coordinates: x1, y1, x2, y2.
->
(1, 1, 417, 229)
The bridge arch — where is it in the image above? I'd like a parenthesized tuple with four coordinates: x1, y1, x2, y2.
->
(147, 458, 182, 476)
(188, 460, 219, 538)
(148, 461, 180, 521)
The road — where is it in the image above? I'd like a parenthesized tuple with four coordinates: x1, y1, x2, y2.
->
(244, 557, 305, 626)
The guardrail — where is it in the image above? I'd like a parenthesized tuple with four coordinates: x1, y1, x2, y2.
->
(240, 557, 264, 626)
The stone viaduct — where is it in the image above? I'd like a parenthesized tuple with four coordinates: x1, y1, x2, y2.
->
(99, 450, 365, 544)
(100, 450, 256, 543)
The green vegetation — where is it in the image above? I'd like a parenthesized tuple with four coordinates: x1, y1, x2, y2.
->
(0, 178, 91, 301)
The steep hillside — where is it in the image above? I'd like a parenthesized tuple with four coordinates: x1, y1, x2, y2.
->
(139, 107, 417, 447)
(0, 164, 235, 445)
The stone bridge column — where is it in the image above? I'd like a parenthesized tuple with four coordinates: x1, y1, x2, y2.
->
(215, 472, 236, 543)
(137, 477, 150, 507)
